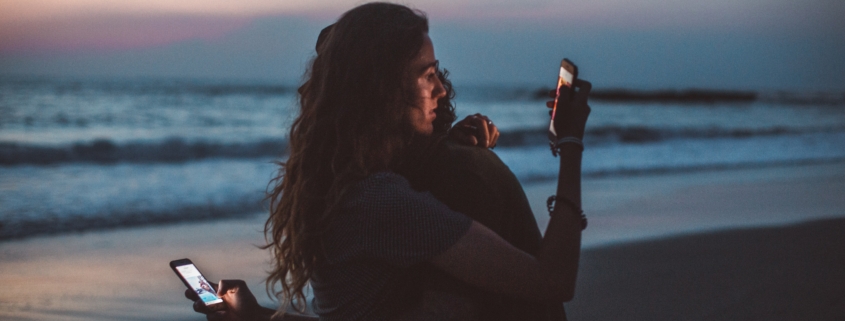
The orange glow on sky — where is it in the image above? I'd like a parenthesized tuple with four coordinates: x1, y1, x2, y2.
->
(1, 0, 786, 25)
(0, 0, 346, 52)
(2, 0, 316, 21)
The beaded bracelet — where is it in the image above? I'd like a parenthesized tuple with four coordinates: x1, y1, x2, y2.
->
(550, 136, 584, 156)
(546, 195, 588, 230)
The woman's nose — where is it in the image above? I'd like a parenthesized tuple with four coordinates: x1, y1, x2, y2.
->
(433, 77, 446, 99)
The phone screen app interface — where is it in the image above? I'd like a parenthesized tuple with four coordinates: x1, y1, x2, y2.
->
(176, 264, 223, 305)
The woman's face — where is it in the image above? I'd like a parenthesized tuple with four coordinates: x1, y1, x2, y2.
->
(407, 34, 446, 135)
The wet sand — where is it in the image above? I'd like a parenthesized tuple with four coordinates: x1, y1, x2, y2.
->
(568, 218, 845, 320)
(0, 217, 274, 321)
(1, 162, 843, 320)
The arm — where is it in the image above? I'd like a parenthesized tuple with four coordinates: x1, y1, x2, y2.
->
(185, 280, 318, 321)
(430, 79, 591, 302)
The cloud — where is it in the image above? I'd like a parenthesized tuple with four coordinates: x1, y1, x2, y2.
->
(2, 0, 841, 54)
(0, 0, 312, 20)
(1, 1, 843, 89)
(0, 16, 328, 82)
(0, 14, 249, 53)
(0, 0, 337, 53)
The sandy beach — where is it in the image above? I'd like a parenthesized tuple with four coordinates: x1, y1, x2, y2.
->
(568, 217, 845, 320)
(1, 161, 843, 320)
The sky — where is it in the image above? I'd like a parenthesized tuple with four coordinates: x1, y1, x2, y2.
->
(1, 0, 844, 90)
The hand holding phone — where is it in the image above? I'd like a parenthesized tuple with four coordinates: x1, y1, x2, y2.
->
(170, 258, 225, 311)
(174, 260, 273, 319)
(548, 58, 578, 145)
(546, 59, 591, 155)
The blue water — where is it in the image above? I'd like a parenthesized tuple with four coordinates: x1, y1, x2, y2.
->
(2, 78, 844, 240)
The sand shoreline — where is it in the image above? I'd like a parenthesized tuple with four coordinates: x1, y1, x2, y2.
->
(528, 161, 845, 248)
(1, 161, 843, 320)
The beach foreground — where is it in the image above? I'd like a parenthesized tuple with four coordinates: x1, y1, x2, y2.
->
(568, 218, 845, 320)
(1, 162, 843, 320)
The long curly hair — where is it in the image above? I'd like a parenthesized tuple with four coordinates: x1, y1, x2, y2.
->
(264, 2, 456, 312)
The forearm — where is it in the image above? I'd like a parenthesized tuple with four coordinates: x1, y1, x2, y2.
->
(431, 80, 591, 302)
(555, 144, 582, 208)
(429, 145, 584, 303)
(536, 144, 583, 301)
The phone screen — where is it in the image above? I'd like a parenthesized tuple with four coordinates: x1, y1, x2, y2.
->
(174, 263, 223, 306)
(549, 59, 576, 140)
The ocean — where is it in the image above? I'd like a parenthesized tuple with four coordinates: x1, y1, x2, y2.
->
(1, 78, 844, 240)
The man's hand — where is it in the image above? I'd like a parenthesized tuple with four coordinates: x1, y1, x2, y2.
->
(449, 113, 500, 148)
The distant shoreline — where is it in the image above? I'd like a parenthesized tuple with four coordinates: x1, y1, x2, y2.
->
(529, 87, 844, 105)
(3, 160, 844, 242)
(589, 89, 756, 103)
(2, 78, 842, 105)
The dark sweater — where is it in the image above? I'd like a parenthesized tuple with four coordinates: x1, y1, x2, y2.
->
(311, 172, 473, 321)
(401, 140, 567, 321)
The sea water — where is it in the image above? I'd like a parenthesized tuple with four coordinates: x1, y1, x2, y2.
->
(2, 78, 844, 240)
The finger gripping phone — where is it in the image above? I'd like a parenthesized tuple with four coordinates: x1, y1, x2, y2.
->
(170, 258, 225, 310)
(548, 58, 578, 147)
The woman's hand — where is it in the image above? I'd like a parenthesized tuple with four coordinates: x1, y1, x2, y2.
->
(185, 279, 273, 321)
(449, 113, 500, 148)
(546, 79, 592, 140)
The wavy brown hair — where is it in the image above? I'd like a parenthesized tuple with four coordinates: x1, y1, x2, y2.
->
(263, 2, 456, 312)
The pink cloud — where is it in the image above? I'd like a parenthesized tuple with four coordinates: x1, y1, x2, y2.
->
(0, 14, 251, 54)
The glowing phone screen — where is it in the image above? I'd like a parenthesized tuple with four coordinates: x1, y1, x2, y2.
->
(549, 64, 575, 138)
(175, 264, 223, 306)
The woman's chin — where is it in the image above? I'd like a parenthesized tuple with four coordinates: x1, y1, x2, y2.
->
(413, 125, 434, 136)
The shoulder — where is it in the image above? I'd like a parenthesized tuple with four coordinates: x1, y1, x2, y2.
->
(429, 141, 539, 248)
(439, 141, 520, 192)
(342, 171, 457, 221)
(356, 171, 411, 190)
(444, 141, 505, 167)
(333, 171, 473, 266)
(442, 141, 511, 177)
(345, 171, 413, 206)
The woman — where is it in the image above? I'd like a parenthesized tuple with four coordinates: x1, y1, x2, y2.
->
(188, 3, 591, 320)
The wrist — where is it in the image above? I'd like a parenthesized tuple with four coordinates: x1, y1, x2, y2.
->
(546, 195, 587, 230)
(550, 136, 584, 156)
(558, 142, 583, 153)
(556, 136, 583, 150)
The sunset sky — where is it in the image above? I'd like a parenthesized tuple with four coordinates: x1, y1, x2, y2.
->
(1, 0, 843, 89)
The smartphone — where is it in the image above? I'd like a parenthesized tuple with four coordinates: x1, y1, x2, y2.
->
(170, 258, 225, 311)
(548, 58, 578, 144)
